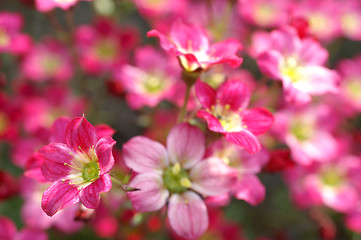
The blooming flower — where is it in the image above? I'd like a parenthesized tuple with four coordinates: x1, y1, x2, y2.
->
(255, 27, 339, 104)
(38, 116, 116, 216)
(123, 123, 238, 239)
(35, 0, 92, 12)
(195, 79, 274, 154)
(147, 20, 243, 72)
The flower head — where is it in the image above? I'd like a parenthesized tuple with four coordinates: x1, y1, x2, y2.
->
(38, 116, 116, 216)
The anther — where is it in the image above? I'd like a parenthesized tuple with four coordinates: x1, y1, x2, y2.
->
(172, 163, 181, 175)
(180, 178, 192, 188)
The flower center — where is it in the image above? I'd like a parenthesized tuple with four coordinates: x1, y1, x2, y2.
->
(0, 28, 10, 47)
(143, 75, 165, 94)
(321, 168, 343, 187)
(291, 119, 314, 142)
(95, 39, 117, 61)
(162, 163, 192, 193)
(82, 161, 100, 182)
(345, 78, 361, 100)
(281, 57, 304, 83)
(212, 104, 244, 132)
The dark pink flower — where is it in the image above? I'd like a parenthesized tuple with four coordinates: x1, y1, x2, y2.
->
(195, 80, 274, 154)
(147, 21, 243, 72)
(38, 116, 116, 216)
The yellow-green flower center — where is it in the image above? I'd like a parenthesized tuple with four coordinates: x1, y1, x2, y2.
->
(162, 163, 192, 193)
(321, 168, 343, 187)
(211, 103, 245, 132)
(82, 161, 100, 182)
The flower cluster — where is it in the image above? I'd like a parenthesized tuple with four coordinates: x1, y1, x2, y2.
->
(1, 0, 361, 239)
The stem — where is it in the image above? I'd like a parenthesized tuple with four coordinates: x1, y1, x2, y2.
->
(178, 82, 192, 123)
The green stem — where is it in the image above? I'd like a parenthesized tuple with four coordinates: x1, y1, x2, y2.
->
(178, 82, 192, 123)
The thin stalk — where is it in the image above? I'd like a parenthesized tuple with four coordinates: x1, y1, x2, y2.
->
(177, 82, 192, 123)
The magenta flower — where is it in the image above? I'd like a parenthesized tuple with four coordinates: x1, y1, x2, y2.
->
(195, 79, 274, 154)
(35, 0, 92, 12)
(38, 116, 116, 216)
(123, 123, 238, 239)
(147, 20, 243, 72)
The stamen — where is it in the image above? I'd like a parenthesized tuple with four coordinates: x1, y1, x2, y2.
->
(180, 178, 192, 188)
(64, 162, 82, 171)
(172, 163, 181, 175)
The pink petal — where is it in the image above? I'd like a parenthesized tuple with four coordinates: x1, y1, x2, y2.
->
(225, 131, 261, 154)
(242, 108, 274, 135)
(257, 51, 283, 79)
(39, 143, 74, 182)
(299, 38, 328, 65)
(147, 30, 177, 53)
(168, 191, 208, 239)
(190, 157, 238, 196)
(66, 117, 97, 152)
(207, 39, 243, 68)
(50, 117, 71, 143)
(95, 124, 115, 140)
(167, 123, 205, 169)
(41, 180, 80, 217)
(95, 136, 116, 174)
(195, 80, 216, 109)
(123, 136, 169, 173)
(197, 110, 225, 133)
(14, 229, 48, 240)
(127, 172, 169, 212)
(170, 21, 209, 52)
(80, 174, 112, 209)
(232, 175, 265, 206)
(0, 216, 16, 240)
(323, 186, 358, 213)
(216, 80, 251, 111)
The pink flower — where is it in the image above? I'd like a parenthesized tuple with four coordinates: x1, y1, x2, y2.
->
(147, 21, 243, 72)
(0, 216, 16, 240)
(21, 39, 74, 82)
(195, 79, 274, 154)
(113, 46, 181, 109)
(256, 27, 339, 105)
(35, 0, 92, 12)
(0, 12, 32, 55)
(205, 139, 269, 206)
(38, 116, 116, 216)
(123, 123, 238, 239)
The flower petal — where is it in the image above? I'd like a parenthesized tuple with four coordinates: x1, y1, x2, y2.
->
(50, 117, 71, 143)
(195, 80, 216, 109)
(79, 174, 112, 209)
(197, 110, 225, 133)
(242, 108, 274, 135)
(216, 80, 251, 111)
(207, 39, 243, 68)
(232, 175, 265, 206)
(168, 191, 208, 239)
(39, 143, 74, 182)
(123, 136, 169, 173)
(167, 123, 205, 169)
(66, 116, 97, 152)
(127, 172, 169, 212)
(41, 180, 80, 216)
(95, 136, 116, 174)
(190, 157, 238, 196)
(225, 131, 261, 154)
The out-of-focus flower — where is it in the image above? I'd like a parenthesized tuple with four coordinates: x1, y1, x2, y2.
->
(0, 171, 18, 201)
(284, 155, 361, 213)
(123, 123, 238, 239)
(195, 80, 274, 154)
(205, 139, 269, 206)
(21, 39, 74, 82)
(75, 19, 139, 75)
(338, 0, 361, 40)
(238, 0, 292, 28)
(272, 105, 339, 165)
(255, 27, 339, 105)
(35, 0, 92, 12)
(38, 116, 116, 216)
(148, 21, 243, 72)
(0, 11, 32, 55)
(0, 216, 17, 240)
(113, 46, 181, 110)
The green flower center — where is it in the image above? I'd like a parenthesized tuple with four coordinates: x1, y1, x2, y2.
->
(162, 163, 192, 193)
(291, 119, 314, 142)
(82, 161, 100, 182)
(321, 168, 343, 187)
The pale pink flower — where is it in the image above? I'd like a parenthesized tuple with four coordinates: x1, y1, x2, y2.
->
(256, 27, 339, 104)
(123, 123, 238, 239)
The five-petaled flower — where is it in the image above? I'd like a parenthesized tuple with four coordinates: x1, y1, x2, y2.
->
(147, 20, 243, 72)
(195, 79, 274, 154)
(38, 116, 116, 216)
(123, 123, 238, 239)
